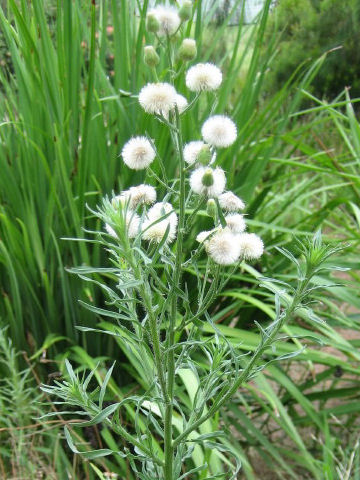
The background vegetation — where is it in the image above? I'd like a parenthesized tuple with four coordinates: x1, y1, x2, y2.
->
(264, 0, 360, 100)
(0, 0, 359, 478)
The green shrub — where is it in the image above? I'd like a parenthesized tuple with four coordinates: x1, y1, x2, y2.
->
(265, 0, 360, 99)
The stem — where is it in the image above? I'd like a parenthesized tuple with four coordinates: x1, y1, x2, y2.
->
(141, 282, 168, 400)
(128, 246, 168, 401)
(164, 108, 187, 480)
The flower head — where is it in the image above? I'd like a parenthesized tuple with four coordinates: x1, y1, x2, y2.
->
(163, 94, 188, 120)
(178, 38, 197, 62)
(206, 228, 241, 265)
(196, 229, 214, 243)
(118, 184, 157, 209)
(179, 1, 192, 21)
(185, 63, 222, 92)
(105, 210, 141, 239)
(201, 115, 237, 148)
(142, 202, 178, 243)
(173, 94, 188, 114)
(218, 191, 245, 212)
(121, 136, 155, 170)
(149, 6, 180, 36)
(238, 233, 264, 260)
(183, 141, 205, 165)
(146, 12, 160, 33)
(139, 83, 177, 116)
(144, 45, 160, 67)
(225, 213, 246, 234)
(190, 166, 226, 197)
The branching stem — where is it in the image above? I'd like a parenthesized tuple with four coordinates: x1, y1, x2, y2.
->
(173, 285, 307, 448)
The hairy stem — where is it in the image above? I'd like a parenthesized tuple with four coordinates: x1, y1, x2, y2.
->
(130, 247, 168, 401)
(164, 109, 187, 480)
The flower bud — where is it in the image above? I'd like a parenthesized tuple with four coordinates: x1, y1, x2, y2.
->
(144, 46, 160, 67)
(201, 168, 214, 187)
(179, 1, 192, 22)
(178, 38, 197, 62)
(146, 12, 160, 33)
(197, 144, 212, 165)
(206, 199, 217, 218)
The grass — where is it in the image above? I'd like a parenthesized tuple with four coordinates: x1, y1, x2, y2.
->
(0, 327, 76, 479)
(0, 0, 359, 478)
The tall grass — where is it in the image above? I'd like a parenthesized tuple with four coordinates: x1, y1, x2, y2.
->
(0, 327, 82, 479)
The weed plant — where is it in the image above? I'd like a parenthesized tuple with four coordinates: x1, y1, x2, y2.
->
(41, 4, 354, 478)
(0, 0, 359, 478)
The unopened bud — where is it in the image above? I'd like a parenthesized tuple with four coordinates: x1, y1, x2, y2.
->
(206, 199, 216, 218)
(178, 38, 197, 62)
(197, 144, 212, 165)
(144, 46, 159, 67)
(179, 1, 192, 22)
(146, 13, 160, 33)
(201, 168, 214, 187)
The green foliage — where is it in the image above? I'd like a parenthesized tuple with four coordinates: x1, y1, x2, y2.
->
(0, 0, 359, 478)
(264, 0, 360, 99)
(0, 327, 79, 479)
(44, 231, 346, 479)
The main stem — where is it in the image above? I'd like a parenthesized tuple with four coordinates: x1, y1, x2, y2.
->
(164, 110, 186, 480)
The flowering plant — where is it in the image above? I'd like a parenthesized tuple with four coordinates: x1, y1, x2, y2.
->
(42, 4, 343, 479)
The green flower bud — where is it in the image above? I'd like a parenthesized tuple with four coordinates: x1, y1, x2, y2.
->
(179, 1, 192, 22)
(206, 198, 217, 218)
(197, 144, 212, 165)
(146, 12, 160, 33)
(202, 168, 214, 187)
(178, 38, 197, 62)
(144, 45, 160, 67)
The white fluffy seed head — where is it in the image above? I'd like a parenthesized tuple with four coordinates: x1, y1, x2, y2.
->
(126, 211, 141, 238)
(206, 228, 241, 265)
(105, 223, 117, 238)
(225, 213, 246, 234)
(174, 93, 188, 113)
(105, 210, 141, 239)
(147, 202, 176, 220)
(201, 115, 237, 148)
(183, 141, 216, 166)
(121, 136, 155, 170)
(118, 184, 157, 209)
(185, 63, 222, 92)
(139, 83, 177, 115)
(183, 141, 205, 165)
(149, 6, 181, 36)
(164, 94, 188, 120)
(142, 202, 178, 243)
(238, 233, 264, 260)
(189, 166, 226, 197)
(196, 229, 214, 243)
(218, 191, 245, 212)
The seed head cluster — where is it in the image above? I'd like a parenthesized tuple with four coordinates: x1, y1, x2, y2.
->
(185, 63, 222, 92)
(149, 6, 181, 36)
(143, 202, 178, 243)
(109, 3, 264, 266)
(121, 137, 155, 170)
(139, 83, 177, 116)
(201, 115, 237, 148)
(190, 166, 226, 198)
(218, 191, 245, 212)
